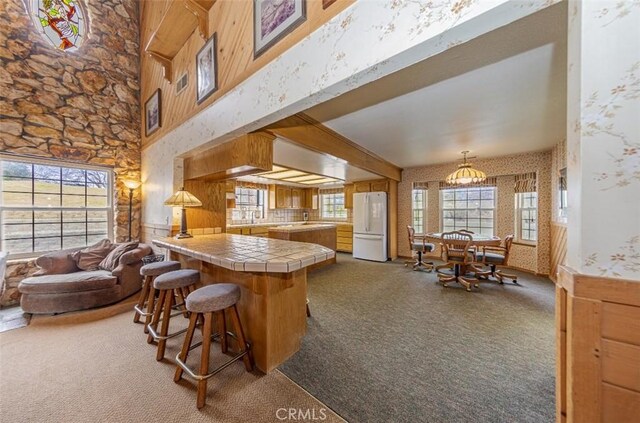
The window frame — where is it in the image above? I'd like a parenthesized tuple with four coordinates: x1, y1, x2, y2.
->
(411, 188, 427, 235)
(231, 187, 267, 222)
(320, 192, 347, 220)
(0, 156, 114, 259)
(440, 186, 496, 236)
(515, 191, 538, 245)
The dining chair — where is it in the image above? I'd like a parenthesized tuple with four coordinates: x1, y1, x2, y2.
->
(475, 234, 518, 284)
(437, 231, 479, 291)
(404, 226, 435, 271)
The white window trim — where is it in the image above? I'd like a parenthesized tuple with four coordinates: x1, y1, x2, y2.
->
(411, 189, 428, 235)
(0, 155, 114, 260)
(439, 187, 496, 236)
(515, 191, 538, 245)
(320, 192, 347, 220)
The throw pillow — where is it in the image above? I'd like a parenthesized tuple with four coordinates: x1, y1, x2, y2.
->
(34, 249, 81, 276)
(99, 242, 139, 271)
(72, 239, 114, 271)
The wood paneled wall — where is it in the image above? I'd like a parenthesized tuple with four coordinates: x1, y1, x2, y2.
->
(140, 0, 354, 149)
(556, 267, 640, 422)
(183, 179, 227, 230)
(550, 222, 567, 283)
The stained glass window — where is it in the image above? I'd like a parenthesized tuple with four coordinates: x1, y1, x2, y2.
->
(28, 0, 88, 51)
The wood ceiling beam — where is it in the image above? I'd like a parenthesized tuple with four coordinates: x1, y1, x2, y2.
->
(261, 113, 402, 182)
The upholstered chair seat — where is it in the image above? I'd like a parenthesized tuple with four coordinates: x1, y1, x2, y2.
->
(185, 283, 241, 313)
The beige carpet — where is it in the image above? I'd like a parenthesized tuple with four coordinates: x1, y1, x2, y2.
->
(0, 299, 346, 423)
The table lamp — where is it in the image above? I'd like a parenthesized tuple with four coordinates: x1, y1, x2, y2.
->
(163, 187, 203, 239)
(123, 179, 141, 241)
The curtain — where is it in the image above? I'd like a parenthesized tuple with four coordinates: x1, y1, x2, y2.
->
(319, 187, 343, 194)
(412, 181, 429, 189)
(235, 181, 268, 190)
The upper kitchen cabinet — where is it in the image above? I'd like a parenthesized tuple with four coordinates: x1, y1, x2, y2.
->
(304, 188, 319, 210)
(354, 179, 389, 193)
(269, 185, 291, 209)
(291, 188, 303, 209)
(344, 184, 354, 209)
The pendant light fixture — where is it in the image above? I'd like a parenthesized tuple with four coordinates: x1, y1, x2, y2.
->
(445, 151, 487, 185)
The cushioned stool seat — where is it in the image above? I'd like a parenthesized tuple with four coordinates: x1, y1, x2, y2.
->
(147, 269, 200, 361)
(154, 269, 200, 290)
(185, 284, 240, 313)
(140, 260, 181, 276)
(175, 282, 253, 409)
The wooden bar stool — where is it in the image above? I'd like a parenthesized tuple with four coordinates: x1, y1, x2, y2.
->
(174, 283, 253, 409)
(147, 269, 200, 361)
(133, 261, 181, 333)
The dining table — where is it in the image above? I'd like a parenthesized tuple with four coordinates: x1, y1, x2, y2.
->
(420, 232, 502, 280)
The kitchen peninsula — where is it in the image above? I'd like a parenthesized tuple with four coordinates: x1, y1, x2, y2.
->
(153, 234, 335, 373)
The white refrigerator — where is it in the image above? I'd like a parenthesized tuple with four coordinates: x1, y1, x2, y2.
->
(353, 192, 388, 262)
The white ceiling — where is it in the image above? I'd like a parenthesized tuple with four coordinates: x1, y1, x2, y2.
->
(305, 2, 567, 169)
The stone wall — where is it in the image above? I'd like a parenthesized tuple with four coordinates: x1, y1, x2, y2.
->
(0, 0, 140, 307)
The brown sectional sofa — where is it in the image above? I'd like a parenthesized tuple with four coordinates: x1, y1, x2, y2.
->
(19, 243, 152, 314)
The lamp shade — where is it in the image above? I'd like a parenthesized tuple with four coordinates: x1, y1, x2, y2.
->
(163, 188, 203, 208)
(123, 179, 141, 190)
(445, 151, 487, 185)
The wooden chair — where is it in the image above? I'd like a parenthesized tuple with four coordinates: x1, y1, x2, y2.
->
(437, 231, 479, 291)
(404, 226, 435, 271)
(475, 235, 518, 284)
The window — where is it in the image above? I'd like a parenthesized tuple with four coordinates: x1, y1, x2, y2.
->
(28, 0, 89, 51)
(516, 192, 538, 243)
(231, 188, 267, 221)
(441, 187, 495, 236)
(558, 167, 567, 223)
(412, 189, 427, 234)
(1, 157, 113, 258)
(321, 192, 347, 219)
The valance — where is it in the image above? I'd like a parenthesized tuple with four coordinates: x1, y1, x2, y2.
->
(514, 172, 537, 193)
(319, 188, 343, 195)
(236, 181, 268, 190)
(412, 182, 429, 190)
(438, 177, 497, 190)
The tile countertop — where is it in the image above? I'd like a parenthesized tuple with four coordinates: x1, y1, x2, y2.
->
(268, 223, 337, 233)
(226, 221, 351, 228)
(153, 234, 335, 273)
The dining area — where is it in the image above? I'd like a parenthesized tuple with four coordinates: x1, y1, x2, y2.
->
(406, 227, 518, 292)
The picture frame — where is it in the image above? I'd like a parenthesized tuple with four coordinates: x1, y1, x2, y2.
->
(254, 0, 306, 58)
(144, 89, 161, 137)
(196, 33, 218, 104)
(322, 0, 337, 9)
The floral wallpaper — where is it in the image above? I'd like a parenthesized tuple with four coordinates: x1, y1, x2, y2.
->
(567, 0, 640, 280)
(141, 0, 560, 230)
(398, 151, 552, 275)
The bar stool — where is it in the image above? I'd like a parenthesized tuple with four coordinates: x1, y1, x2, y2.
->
(133, 261, 181, 333)
(174, 283, 253, 409)
(147, 269, 200, 361)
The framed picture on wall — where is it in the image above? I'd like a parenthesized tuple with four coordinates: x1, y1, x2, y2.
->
(196, 33, 218, 104)
(144, 89, 161, 136)
(322, 0, 337, 9)
(254, 0, 306, 58)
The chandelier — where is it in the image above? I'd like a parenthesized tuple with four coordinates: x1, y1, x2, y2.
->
(445, 151, 487, 185)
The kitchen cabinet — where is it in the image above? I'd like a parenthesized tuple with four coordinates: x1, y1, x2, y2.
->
(269, 185, 292, 209)
(304, 188, 319, 209)
(336, 224, 353, 252)
(370, 179, 389, 192)
(344, 184, 354, 209)
(354, 181, 371, 192)
(291, 188, 303, 209)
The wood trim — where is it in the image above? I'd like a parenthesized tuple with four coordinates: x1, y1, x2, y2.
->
(262, 113, 402, 181)
(566, 295, 602, 422)
(183, 132, 274, 181)
(550, 222, 567, 283)
(558, 266, 640, 307)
